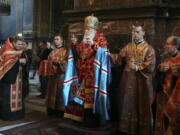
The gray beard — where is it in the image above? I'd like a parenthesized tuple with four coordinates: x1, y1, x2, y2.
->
(83, 31, 96, 45)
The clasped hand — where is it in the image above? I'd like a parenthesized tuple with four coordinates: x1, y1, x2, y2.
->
(159, 63, 170, 72)
(171, 63, 180, 76)
(19, 58, 26, 64)
(52, 62, 59, 66)
(129, 63, 138, 71)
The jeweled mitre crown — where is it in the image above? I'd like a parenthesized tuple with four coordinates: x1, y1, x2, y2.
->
(84, 14, 99, 29)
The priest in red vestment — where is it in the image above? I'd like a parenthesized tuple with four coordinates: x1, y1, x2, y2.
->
(111, 25, 156, 135)
(0, 36, 26, 121)
(64, 15, 110, 128)
(38, 34, 68, 117)
(155, 36, 180, 135)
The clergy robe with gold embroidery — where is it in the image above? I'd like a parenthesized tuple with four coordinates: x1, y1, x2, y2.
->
(154, 54, 180, 135)
(0, 39, 24, 121)
(44, 47, 68, 114)
(64, 31, 108, 125)
(112, 41, 156, 135)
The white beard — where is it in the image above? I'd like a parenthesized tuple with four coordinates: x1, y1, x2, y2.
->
(83, 30, 96, 45)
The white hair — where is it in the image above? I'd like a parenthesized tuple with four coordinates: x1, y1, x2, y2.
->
(83, 29, 96, 45)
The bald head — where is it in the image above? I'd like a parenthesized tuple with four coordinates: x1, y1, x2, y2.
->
(164, 36, 180, 56)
